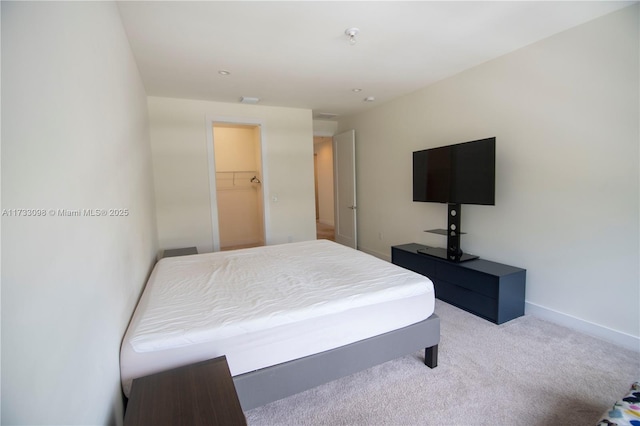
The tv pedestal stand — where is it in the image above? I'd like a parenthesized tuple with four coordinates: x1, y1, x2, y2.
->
(392, 243, 526, 324)
(421, 203, 478, 263)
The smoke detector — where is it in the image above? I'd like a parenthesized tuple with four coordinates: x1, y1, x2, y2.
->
(345, 28, 360, 45)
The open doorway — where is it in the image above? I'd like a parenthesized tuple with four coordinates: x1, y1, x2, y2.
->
(212, 123, 265, 251)
(313, 136, 335, 241)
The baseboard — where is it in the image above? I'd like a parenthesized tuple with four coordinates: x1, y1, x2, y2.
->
(358, 246, 391, 262)
(526, 302, 639, 352)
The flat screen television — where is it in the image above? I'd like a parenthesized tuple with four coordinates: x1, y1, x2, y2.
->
(413, 137, 495, 206)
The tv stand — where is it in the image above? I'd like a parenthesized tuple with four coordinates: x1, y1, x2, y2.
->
(424, 203, 477, 262)
(392, 243, 526, 324)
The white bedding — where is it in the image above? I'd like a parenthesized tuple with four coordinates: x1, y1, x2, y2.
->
(121, 240, 434, 396)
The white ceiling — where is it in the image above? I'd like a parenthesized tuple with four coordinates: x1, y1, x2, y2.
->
(117, 1, 633, 119)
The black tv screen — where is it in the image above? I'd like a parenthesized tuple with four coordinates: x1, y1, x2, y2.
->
(413, 137, 495, 205)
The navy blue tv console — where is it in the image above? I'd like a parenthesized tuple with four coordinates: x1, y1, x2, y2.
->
(392, 243, 526, 324)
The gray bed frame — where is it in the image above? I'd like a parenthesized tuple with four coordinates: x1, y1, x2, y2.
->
(233, 313, 440, 410)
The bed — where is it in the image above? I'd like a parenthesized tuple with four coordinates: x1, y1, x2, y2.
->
(120, 239, 440, 410)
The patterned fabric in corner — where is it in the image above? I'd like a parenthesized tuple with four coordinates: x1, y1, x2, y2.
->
(597, 382, 640, 426)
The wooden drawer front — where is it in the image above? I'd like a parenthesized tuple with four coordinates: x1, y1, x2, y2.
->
(436, 263, 497, 299)
(435, 280, 497, 322)
(392, 249, 436, 278)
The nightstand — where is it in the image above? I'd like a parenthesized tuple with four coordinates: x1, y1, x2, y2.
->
(161, 246, 198, 258)
(124, 356, 246, 426)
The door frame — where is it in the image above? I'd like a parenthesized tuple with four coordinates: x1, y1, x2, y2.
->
(206, 116, 269, 252)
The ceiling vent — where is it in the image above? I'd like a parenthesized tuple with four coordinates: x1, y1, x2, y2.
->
(314, 112, 338, 120)
(240, 96, 260, 104)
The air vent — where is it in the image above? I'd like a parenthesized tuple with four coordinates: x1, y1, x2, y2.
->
(240, 96, 260, 104)
(314, 112, 338, 120)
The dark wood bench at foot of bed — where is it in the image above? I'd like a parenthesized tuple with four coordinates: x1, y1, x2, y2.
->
(233, 314, 440, 411)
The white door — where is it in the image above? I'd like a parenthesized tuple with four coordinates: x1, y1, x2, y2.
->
(333, 130, 357, 249)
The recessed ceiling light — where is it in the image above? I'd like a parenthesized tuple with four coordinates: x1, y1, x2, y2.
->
(218, 70, 231, 75)
(364, 96, 375, 102)
(352, 88, 362, 92)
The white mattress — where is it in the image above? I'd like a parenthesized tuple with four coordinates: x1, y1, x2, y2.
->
(121, 240, 434, 396)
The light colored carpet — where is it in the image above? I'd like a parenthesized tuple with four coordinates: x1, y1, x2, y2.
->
(245, 300, 639, 425)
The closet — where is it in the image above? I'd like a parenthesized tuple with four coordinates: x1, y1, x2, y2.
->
(213, 123, 265, 250)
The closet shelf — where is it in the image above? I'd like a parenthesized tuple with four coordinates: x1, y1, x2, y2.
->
(216, 171, 261, 188)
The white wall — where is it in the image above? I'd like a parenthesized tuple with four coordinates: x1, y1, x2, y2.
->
(149, 96, 316, 253)
(313, 119, 338, 137)
(338, 5, 639, 349)
(1, 2, 158, 424)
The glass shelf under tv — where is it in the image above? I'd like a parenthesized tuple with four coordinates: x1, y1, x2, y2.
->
(424, 229, 466, 236)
